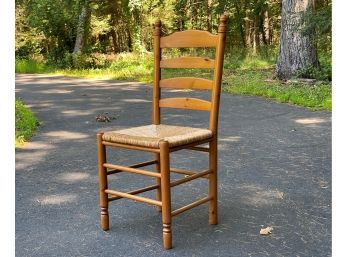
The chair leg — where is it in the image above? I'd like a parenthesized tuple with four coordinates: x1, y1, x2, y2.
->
(159, 141, 172, 249)
(97, 133, 109, 231)
(155, 153, 162, 212)
(208, 138, 218, 225)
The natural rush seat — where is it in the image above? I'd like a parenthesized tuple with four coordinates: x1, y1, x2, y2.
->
(102, 124, 213, 148)
(97, 15, 228, 249)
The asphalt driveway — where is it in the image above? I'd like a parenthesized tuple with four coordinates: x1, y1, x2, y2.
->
(15, 74, 331, 257)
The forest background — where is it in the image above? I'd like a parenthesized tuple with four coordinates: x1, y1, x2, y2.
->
(15, 0, 332, 110)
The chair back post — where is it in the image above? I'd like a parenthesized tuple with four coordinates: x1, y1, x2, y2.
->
(209, 14, 228, 135)
(153, 20, 162, 125)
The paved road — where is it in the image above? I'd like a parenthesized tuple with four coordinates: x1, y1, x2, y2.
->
(16, 74, 331, 257)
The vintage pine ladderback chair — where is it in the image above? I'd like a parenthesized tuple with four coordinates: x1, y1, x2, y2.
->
(97, 15, 228, 249)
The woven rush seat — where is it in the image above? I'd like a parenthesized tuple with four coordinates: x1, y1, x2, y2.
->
(102, 124, 213, 148)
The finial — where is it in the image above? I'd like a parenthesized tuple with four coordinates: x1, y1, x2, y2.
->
(218, 14, 228, 33)
(155, 19, 161, 28)
(153, 19, 162, 36)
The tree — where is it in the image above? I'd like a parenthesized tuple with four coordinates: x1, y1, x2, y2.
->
(73, 0, 91, 54)
(275, 0, 319, 80)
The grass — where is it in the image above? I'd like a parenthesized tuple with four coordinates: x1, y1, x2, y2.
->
(15, 99, 39, 147)
(16, 59, 55, 74)
(223, 69, 331, 110)
(16, 50, 331, 110)
(16, 53, 154, 82)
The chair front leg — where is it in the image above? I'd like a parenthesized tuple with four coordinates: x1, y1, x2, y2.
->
(159, 141, 172, 249)
(208, 138, 218, 225)
(97, 133, 109, 230)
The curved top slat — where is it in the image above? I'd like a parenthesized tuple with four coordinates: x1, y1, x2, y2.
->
(159, 97, 211, 111)
(160, 77, 213, 90)
(160, 30, 218, 48)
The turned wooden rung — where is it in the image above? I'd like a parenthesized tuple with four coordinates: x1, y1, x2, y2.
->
(105, 189, 162, 207)
(107, 160, 158, 175)
(186, 146, 210, 152)
(170, 169, 212, 187)
(171, 196, 212, 217)
(108, 184, 159, 201)
(169, 138, 212, 152)
(170, 168, 210, 179)
(103, 163, 161, 178)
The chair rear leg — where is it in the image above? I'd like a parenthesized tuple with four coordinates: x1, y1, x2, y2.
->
(155, 153, 162, 212)
(97, 133, 109, 230)
(208, 138, 218, 225)
(159, 141, 172, 249)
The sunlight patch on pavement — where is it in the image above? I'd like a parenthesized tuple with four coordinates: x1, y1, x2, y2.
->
(61, 109, 93, 116)
(122, 98, 151, 103)
(235, 184, 284, 207)
(39, 89, 74, 94)
(45, 130, 89, 140)
(58, 172, 90, 183)
(35, 193, 78, 205)
(295, 117, 327, 125)
(219, 136, 241, 142)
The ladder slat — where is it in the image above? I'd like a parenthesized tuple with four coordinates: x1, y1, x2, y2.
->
(160, 57, 215, 69)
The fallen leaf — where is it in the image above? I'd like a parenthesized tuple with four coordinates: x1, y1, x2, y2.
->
(260, 226, 273, 235)
(276, 192, 284, 199)
(319, 180, 329, 189)
(95, 114, 116, 122)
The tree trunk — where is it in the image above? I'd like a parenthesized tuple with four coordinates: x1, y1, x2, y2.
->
(246, 20, 252, 47)
(73, 1, 91, 54)
(206, 0, 212, 32)
(126, 28, 132, 52)
(234, 2, 246, 47)
(276, 0, 319, 80)
(110, 29, 119, 53)
(254, 16, 261, 52)
(262, 10, 270, 45)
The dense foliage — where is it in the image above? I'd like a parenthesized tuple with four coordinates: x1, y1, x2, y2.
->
(15, 0, 332, 111)
(15, 99, 39, 147)
(16, 1, 331, 69)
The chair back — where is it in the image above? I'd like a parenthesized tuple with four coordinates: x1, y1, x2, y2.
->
(152, 15, 228, 136)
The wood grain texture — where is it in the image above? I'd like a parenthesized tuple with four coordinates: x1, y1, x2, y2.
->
(105, 189, 162, 206)
(208, 138, 218, 225)
(160, 30, 218, 48)
(159, 97, 211, 111)
(160, 57, 215, 69)
(153, 20, 161, 124)
(209, 15, 228, 133)
(171, 196, 212, 216)
(97, 133, 109, 231)
(108, 184, 159, 201)
(106, 160, 157, 175)
(160, 77, 213, 90)
(159, 141, 172, 249)
(103, 163, 161, 178)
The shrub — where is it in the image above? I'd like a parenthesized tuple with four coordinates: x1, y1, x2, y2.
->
(15, 99, 39, 147)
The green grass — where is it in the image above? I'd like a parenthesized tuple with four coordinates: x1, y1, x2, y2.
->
(16, 53, 154, 82)
(16, 50, 331, 110)
(15, 99, 39, 147)
(16, 59, 55, 73)
(223, 69, 332, 110)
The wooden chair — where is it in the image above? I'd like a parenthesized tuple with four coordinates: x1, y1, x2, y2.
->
(97, 15, 228, 249)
